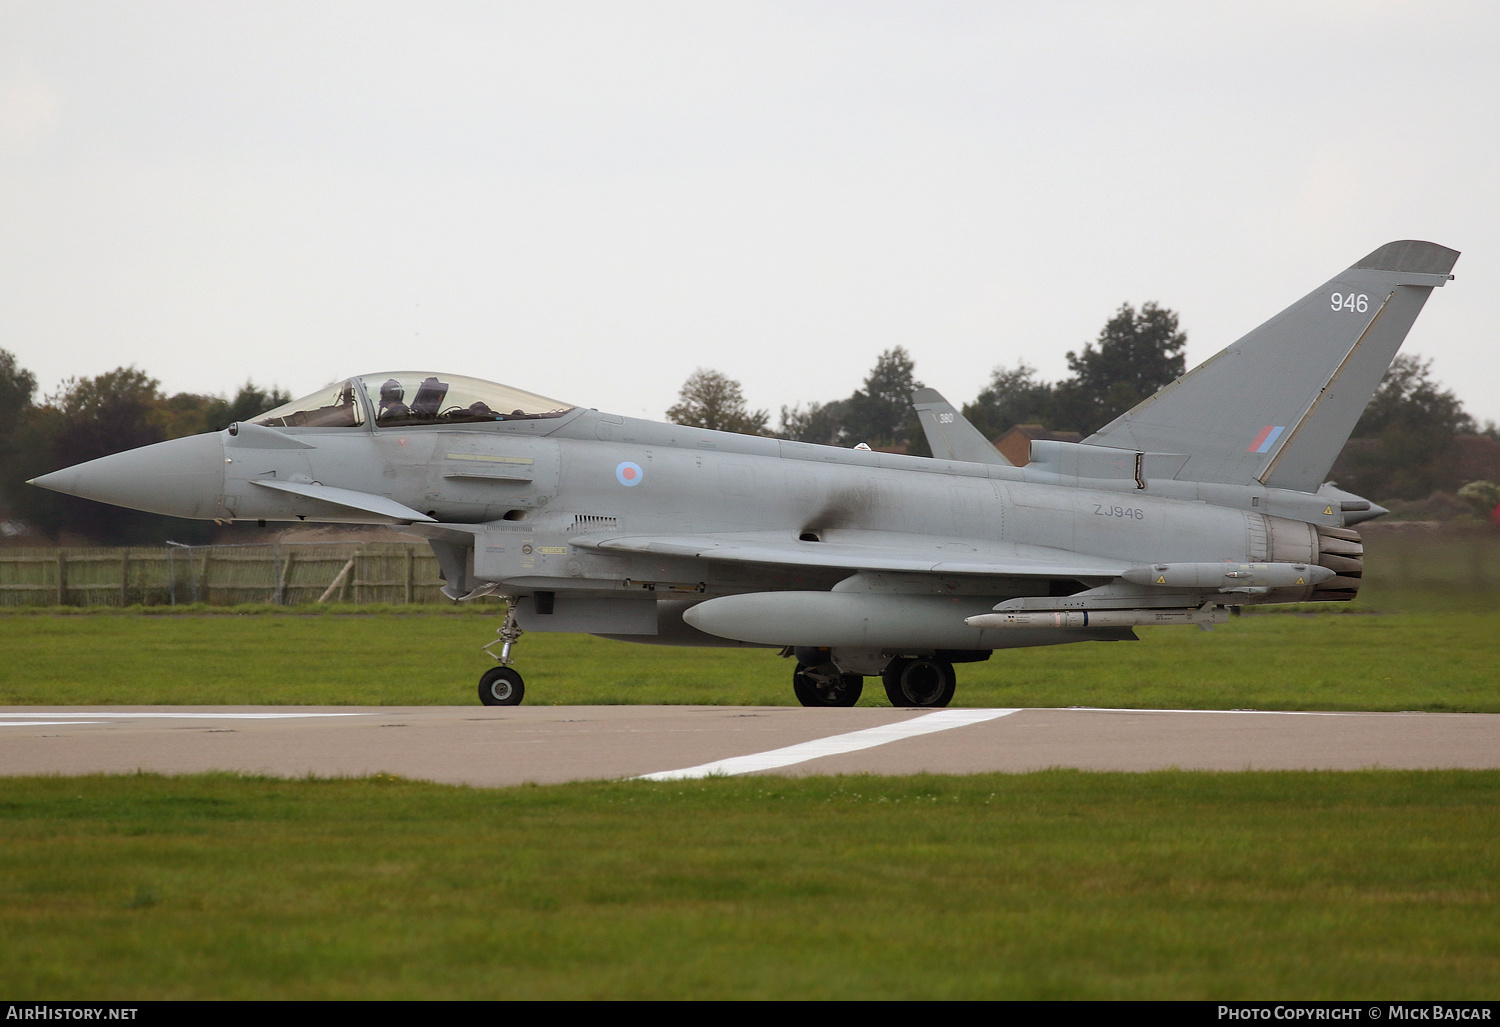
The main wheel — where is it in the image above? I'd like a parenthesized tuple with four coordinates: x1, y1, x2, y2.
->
(479, 666, 525, 706)
(792, 663, 863, 707)
(881, 657, 955, 708)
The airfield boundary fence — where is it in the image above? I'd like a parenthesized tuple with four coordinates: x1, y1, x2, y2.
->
(0, 527, 1494, 608)
(0, 542, 450, 607)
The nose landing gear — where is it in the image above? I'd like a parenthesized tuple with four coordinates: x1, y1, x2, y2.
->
(479, 665, 524, 705)
(479, 601, 526, 706)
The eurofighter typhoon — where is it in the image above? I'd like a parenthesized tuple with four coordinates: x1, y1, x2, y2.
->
(31, 241, 1458, 707)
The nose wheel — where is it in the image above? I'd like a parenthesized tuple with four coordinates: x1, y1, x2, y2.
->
(479, 600, 526, 706)
(479, 666, 525, 706)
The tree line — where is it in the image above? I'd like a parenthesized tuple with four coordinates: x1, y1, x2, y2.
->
(0, 352, 287, 545)
(0, 297, 1490, 545)
(671, 303, 1191, 453)
(668, 301, 1492, 507)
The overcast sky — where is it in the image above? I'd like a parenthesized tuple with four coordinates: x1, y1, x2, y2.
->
(3, 1, 1498, 427)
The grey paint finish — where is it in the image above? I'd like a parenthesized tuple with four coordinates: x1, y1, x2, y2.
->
(26, 241, 1455, 691)
(912, 387, 1010, 465)
(30, 432, 227, 520)
(513, 594, 657, 634)
(1085, 240, 1458, 490)
(683, 591, 1131, 649)
(1258, 283, 1435, 492)
(1353, 240, 1462, 275)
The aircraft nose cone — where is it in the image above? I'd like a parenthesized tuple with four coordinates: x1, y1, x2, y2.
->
(29, 432, 228, 519)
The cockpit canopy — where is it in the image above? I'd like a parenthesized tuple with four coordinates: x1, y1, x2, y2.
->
(251, 373, 575, 430)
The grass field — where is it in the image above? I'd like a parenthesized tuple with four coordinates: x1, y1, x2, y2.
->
(2, 769, 1496, 999)
(3, 588, 1496, 999)
(0, 604, 1496, 711)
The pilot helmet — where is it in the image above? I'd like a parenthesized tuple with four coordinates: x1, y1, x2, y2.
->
(380, 379, 404, 403)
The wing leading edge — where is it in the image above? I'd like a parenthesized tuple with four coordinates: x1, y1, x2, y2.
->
(571, 530, 1127, 580)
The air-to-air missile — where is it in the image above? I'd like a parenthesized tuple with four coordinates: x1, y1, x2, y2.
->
(30, 240, 1458, 709)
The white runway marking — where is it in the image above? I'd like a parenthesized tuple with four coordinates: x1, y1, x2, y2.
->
(0, 721, 105, 727)
(637, 708, 1022, 781)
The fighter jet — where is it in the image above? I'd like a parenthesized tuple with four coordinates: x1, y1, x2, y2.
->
(30, 240, 1457, 707)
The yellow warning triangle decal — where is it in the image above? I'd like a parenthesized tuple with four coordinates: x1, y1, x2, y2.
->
(1296, 577, 1304, 584)
(1323, 506, 1333, 515)
(1156, 575, 1166, 584)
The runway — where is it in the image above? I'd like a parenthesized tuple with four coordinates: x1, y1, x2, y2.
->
(2, 705, 1497, 786)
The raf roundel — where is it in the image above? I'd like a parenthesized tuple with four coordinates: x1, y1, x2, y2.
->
(615, 461, 644, 487)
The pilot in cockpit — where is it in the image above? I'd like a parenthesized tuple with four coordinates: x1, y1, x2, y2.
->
(378, 379, 410, 422)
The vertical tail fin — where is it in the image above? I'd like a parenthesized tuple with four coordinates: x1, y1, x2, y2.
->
(1084, 240, 1459, 491)
(912, 388, 1012, 465)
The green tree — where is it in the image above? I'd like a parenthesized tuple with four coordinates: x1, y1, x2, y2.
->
(0, 349, 37, 439)
(37, 368, 176, 543)
(13, 367, 289, 543)
(49, 367, 167, 470)
(157, 382, 292, 439)
(0, 355, 297, 542)
(219, 382, 291, 426)
(1054, 302, 1186, 433)
(1457, 480, 1500, 517)
(842, 347, 928, 454)
(0, 349, 40, 521)
(778, 398, 852, 446)
(1352, 354, 1474, 440)
(1339, 354, 1475, 502)
(666, 369, 769, 435)
(962, 362, 1057, 441)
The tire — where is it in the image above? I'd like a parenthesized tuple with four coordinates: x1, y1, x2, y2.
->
(881, 657, 955, 708)
(478, 666, 525, 706)
(792, 663, 863, 707)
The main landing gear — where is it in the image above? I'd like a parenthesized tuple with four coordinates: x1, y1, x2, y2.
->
(881, 657, 956, 708)
(478, 601, 525, 706)
(791, 663, 863, 707)
(789, 655, 957, 708)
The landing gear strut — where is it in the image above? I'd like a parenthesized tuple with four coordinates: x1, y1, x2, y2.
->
(479, 601, 526, 706)
(792, 663, 863, 707)
(882, 657, 955, 708)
